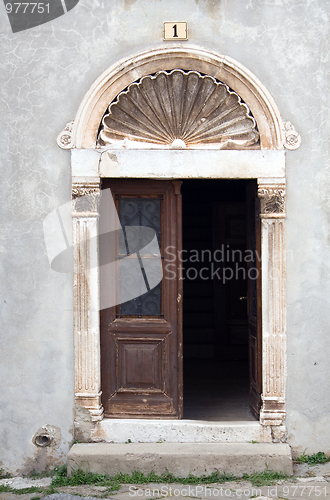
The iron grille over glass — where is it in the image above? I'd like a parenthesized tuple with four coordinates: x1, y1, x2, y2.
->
(117, 196, 162, 317)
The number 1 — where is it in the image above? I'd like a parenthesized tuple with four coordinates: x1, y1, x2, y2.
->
(172, 24, 178, 37)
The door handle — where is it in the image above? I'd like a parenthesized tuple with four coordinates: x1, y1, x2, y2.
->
(239, 296, 247, 300)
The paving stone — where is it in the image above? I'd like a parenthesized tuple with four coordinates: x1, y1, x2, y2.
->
(297, 476, 326, 482)
(41, 494, 115, 500)
(293, 460, 330, 477)
(0, 476, 52, 489)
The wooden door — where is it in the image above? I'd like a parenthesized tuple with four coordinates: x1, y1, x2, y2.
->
(213, 203, 248, 361)
(100, 179, 183, 418)
(246, 181, 262, 418)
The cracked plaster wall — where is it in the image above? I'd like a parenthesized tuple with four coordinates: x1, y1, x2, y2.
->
(0, 0, 330, 471)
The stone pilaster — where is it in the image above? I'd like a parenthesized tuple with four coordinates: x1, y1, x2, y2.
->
(72, 179, 103, 422)
(258, 182, 286, 426)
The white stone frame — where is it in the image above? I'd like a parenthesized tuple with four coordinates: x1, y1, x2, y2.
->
(58, 46, 300, 430)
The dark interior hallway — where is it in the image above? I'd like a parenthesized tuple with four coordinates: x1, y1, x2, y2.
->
(181, 180, 256, 421)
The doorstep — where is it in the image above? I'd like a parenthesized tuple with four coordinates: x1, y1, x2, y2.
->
(67, 442, 293, 476)
(91, 419, 273, 443)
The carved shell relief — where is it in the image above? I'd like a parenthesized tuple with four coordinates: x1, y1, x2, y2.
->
(97, 70, 260, 149)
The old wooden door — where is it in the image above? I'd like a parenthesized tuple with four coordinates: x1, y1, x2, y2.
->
(213, 202, 249, 361)
(100, 179, 183, 418)
(246, 182, 262, 418)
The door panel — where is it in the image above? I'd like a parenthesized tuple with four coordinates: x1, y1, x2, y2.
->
(213, 203, 248, 360)
(100, 179, 182, 418)
(246, 181, 262, 418)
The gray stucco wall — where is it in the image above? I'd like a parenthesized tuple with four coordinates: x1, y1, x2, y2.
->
(1, 0, 330, 472)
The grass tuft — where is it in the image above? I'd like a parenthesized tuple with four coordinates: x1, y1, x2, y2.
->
(51, 467, 237, 493)
(0, 486, 43, 495)
(42, 485, 60, 496)
(51, 466, 287, 491)
(0, 468, 11, 479)
(243, 469, 289, 486)
(11, 486, 44, 495)
(294, 451, 330, 465)
(27, 466, 59, 479)
(0, 485, 11, 493)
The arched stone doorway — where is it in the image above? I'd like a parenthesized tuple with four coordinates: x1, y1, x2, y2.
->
(57, 46, 300, 440)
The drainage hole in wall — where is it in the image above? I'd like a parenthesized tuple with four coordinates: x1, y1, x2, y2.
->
(35, 434, 52, 447)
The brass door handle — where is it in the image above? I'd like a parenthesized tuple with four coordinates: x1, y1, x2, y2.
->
(239, 296, 247, 301)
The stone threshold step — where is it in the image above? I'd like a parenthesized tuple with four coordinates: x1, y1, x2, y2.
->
(92, 419, 273, 443)
(68, 442, 293, 477)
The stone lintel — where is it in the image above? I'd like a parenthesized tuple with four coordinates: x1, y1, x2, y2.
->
(100, 149, 285, 179)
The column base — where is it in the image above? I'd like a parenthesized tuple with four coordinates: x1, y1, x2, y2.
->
(260, 398, 285, 426)
(76, 393, 104, 422)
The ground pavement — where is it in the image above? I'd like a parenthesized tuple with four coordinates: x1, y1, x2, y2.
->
(2, 462, 330, 500)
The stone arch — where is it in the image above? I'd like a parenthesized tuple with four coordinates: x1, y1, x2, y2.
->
(58, 46, 299, 151)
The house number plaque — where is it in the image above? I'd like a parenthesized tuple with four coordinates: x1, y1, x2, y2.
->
(163, 22, 188, 40)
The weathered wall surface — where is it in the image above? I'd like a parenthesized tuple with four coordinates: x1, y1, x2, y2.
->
(1, 0, 330, 471)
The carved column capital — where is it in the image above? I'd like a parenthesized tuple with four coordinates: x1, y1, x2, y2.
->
(258, 184, 286, 218)
(72, 181, 101, 215)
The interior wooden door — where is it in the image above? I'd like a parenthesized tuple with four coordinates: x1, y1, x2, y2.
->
(100, 179, 183, 418)
(213, 202, 248, 361)
(246, 181, 262, 418)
